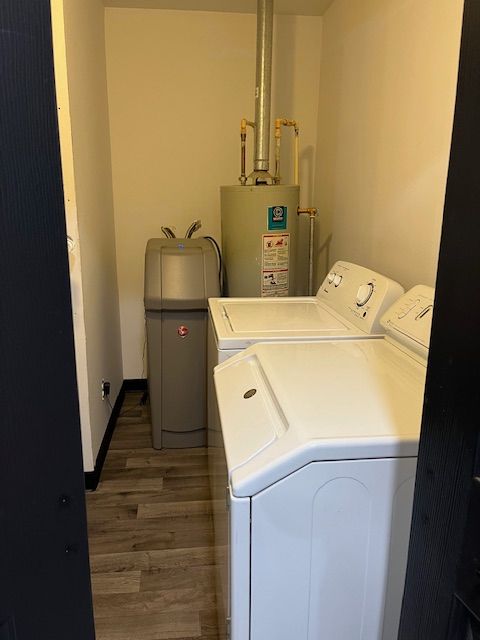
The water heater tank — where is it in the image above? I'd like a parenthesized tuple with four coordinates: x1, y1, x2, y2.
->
(221, 184, 300, 297)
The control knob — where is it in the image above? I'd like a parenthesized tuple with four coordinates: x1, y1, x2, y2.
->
(356, 283, 374, 307)
(327, 271, 336, 284)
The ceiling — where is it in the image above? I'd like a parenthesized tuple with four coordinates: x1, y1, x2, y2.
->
(103, 0, 335, 16)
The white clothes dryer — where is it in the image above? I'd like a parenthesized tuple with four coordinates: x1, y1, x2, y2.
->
(211, 285, 434, 640)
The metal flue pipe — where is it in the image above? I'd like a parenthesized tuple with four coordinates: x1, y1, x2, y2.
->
(253, 0, 274, 173)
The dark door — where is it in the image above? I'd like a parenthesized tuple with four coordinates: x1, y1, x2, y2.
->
(399, 1, 480, 638)
(0, 1, 95, 638)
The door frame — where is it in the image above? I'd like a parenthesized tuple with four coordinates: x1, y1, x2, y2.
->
(399, 1, 480, 637)
(0, 1, 95, 638)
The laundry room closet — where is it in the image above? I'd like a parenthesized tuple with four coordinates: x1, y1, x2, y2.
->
(51, 0, 463, 473)
(49, 0, 464, 637)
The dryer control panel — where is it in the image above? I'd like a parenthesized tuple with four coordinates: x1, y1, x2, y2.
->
(380, 285, 435, 360)
(317, 261, 404, 335)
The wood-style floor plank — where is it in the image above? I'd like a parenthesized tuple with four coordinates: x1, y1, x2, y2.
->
(87, 505, 138, 522)
(90, 546, 215, 574)
(137, 501, 212, 520)
(93, 588, 216, 619)
(91, 571, 142, 595)
(86, 391, 218, 640)
(88, 513, 213, 535)
(94, 610, 200, 640)
(126, 455, 209, 469)
(101, 465, 208, 482)
(140, 564, 216, 593)
(88, 526, 214, 555)
(87, 486, 211, 508)
(96, 477, 165, 494)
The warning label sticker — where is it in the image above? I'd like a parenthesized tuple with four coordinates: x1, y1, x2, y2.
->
(261, 233, 290, 297)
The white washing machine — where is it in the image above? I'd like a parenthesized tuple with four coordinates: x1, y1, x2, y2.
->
(209, 261, 404, 366)
(212, 285, 434, 640)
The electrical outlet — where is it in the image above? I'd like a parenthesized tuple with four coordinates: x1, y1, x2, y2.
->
(101, 379, 111, 400)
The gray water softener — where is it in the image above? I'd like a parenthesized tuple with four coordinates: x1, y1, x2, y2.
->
(144, 238, 220, 448)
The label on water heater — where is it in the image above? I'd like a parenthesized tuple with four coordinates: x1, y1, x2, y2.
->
(267, 205, 288, 230)
(261, 233, 289, 297)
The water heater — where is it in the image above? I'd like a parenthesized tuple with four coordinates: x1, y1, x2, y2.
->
(221, 184, 299, 297)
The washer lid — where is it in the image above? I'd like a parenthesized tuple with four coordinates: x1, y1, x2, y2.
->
(209, 297, 357, 350)
(209, 261, 405, 350)
(223, 299, 349, 333)
(214, 339, 427, 497)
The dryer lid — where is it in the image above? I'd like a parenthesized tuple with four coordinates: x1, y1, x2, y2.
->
(214, 354, 288, 479)
(214, 339, 426, 497)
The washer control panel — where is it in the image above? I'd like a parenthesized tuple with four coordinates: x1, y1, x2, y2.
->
(317, 261, 404, 335)
(381, 285, 435, 359)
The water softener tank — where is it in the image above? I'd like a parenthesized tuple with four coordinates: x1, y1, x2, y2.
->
(144, 238, 220, 448)
(221, 184, 300, 297)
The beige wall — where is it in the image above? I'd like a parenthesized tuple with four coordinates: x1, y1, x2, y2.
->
(51, 0, 123, 471)
(105, 9, 322, 378)
(313, 0, 464, 290)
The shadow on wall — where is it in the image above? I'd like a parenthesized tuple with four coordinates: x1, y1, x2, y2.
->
(300, 143, 314, 206)
(315, 232, 332, 288)
(294, 144, 315, 294)
(273, 19, 319, 296)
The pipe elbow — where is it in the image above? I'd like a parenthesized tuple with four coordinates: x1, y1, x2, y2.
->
(297, 206, 317, 218)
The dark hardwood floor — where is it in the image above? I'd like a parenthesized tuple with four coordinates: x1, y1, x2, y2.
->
(86, 391, 219, 640)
